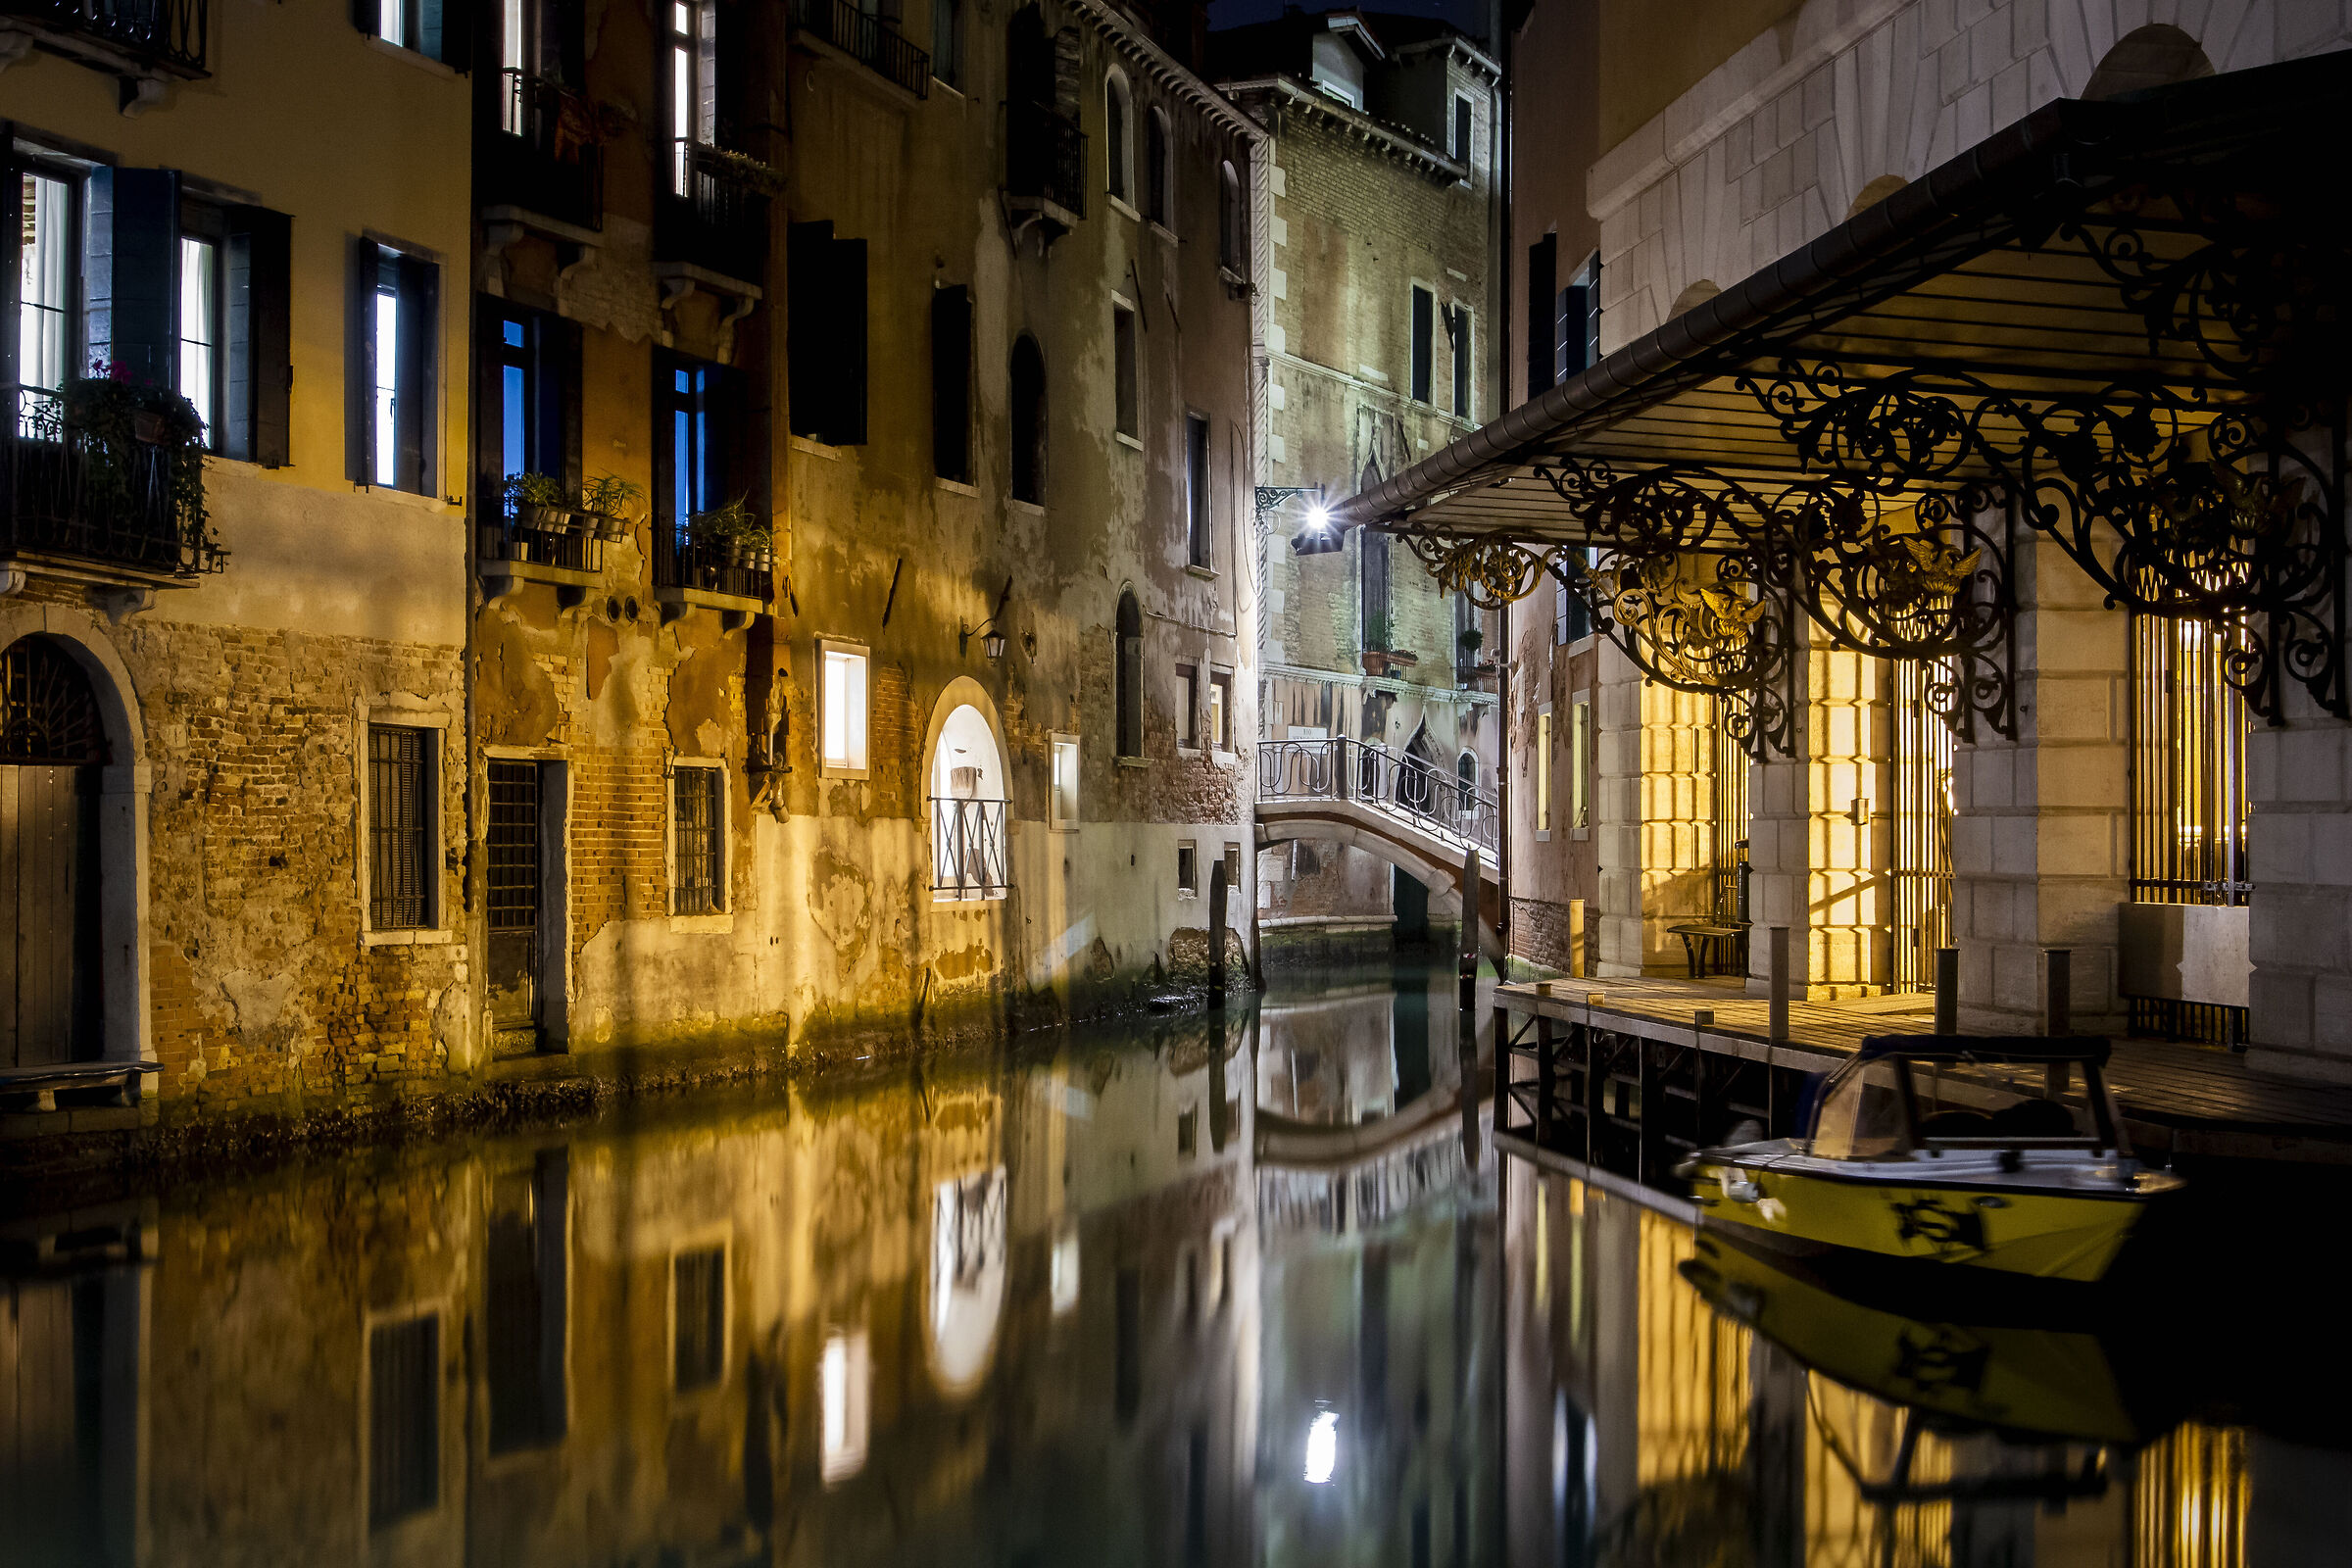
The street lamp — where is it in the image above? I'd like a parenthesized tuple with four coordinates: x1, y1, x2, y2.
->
(1256, 485, 1340, 555)
(959, 577, 1013, 661)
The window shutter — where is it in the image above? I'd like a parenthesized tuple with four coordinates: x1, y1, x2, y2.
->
(395, 253, 438, 493)
(87, 167, 179, 389)
(786, 220, 831, 440)
(557, 317, 584, 489)
(831, 236, 867, 447)
(228, 205, 291, 466)
(1525, 234, 1555, 400)
(349, 239, 377, 482)
(931, 285, 971, 482)
(0, 131, 22, 399)
(353, 0, 375, 35)
(435, 0, 473, 72)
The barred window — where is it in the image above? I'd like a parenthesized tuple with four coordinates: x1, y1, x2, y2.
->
(672, 765, 722, 914)
(368, 724, 434, 929)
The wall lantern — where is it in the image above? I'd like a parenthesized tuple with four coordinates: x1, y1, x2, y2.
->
(960, 576, 1014, 662)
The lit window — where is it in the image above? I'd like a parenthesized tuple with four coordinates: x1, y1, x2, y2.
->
(1209, 671, 1232, 752)
(18, 172, 76, 421)
(1304, 1409, 1339, 1484)
(1176, 662, 1200, 749)
(820, 643, 869, 774)
(359, 244, 437, 495)
(1536, 709, 1552, 835)
(1050, 1221, 1080, 1315)
(1051, 735, 1080, 829)
(671, 765, 723, 914)
(177, 236, 218, 440)
(667, 0, 715, 194)
(365, 0, 463, 64)
(1570, 697, 1592, 831)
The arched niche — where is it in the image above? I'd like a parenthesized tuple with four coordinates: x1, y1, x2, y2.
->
(1669, 279, 1721, 318)
(2084, 24, 2214, 101)
(1847, 174, 1908, 218)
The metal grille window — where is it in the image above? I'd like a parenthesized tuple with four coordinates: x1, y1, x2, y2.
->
(672, 1247, 725, 1389)
(1891, 659, 1956, 993)
(931, 796, 1009, 899)
(368, 725, 434, 929)
(671, 766, 722, 915)
(368, 1314, 439, 1528)
(486, 760, 542, 938)
(1708, 699, 1750, 923)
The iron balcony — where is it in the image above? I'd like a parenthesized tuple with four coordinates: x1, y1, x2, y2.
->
(2, 395, 222, 579)
(788, 0, 929, 98)
(0, 0, 210, 77)
(480, 70, 605, 233)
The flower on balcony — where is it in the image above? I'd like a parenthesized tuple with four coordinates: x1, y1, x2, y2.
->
(47, 365, 210, 547)
(692, 144, 789, 196)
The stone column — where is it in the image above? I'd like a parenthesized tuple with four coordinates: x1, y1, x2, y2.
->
(1592, 641, 1713, 976)
(1950, 530, 2132, 1034)
(2242, 689, 2352, 1081)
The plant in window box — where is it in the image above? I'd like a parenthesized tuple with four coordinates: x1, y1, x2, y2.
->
(504, 472, 578, 533)
(691, 144, 789, 196)
(688, 497, 771, 572)
(577, 472, 645, 541)
(53, 363, 211, 548)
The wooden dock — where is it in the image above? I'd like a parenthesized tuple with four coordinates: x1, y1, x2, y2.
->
(1494, 977, 2352, 1167)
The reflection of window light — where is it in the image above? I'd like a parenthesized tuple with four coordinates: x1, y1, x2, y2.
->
(1304, 1409, 1339, 1484)
(819, 1330, 870, 1485)
(1051, 1222, 1080, 1316)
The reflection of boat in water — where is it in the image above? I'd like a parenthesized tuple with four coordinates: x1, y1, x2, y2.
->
(1678, 1036, 2183, 1283)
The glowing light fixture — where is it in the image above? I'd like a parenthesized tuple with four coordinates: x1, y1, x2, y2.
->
(1304, 1408, 1339, 1484)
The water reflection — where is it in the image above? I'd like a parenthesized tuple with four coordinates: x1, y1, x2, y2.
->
(2, 973, 1499, 1566)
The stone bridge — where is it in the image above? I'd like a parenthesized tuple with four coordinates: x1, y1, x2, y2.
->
(1254, 737, 1504, 960)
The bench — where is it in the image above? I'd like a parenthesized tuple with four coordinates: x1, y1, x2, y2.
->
(0, 1060, 160, 1114)
(1668, 921, 1749, 979)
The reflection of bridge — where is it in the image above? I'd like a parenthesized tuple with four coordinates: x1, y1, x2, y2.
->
(1255, 737, 1503, 957)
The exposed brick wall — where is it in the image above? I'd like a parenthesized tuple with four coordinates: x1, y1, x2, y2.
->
(1510, 895, 1594, 976)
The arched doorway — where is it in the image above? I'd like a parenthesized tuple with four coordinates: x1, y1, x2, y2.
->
(2, 635, 108, 1066)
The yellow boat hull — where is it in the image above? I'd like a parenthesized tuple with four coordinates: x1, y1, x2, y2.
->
(1689, 1157, 2160, 1284)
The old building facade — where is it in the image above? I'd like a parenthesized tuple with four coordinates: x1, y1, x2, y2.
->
(1213, 11, 1502, 951)
(1348, 0, 2352, 1078)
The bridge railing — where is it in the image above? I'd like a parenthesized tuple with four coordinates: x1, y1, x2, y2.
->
(1258, 736, 1499, 864)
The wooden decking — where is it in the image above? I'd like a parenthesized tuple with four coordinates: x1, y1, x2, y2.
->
(1494, 976, 2352, 1165)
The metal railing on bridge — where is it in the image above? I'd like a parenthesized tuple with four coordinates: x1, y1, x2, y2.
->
(1257, 736, 1498, 865)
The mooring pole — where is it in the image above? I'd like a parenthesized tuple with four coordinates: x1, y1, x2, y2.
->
(1459, 840, 1480, 1011)
(1934, 947, 1959, 1036)
(1767, 925, 1790, 1044)
(1207, 860, 1228, 1006)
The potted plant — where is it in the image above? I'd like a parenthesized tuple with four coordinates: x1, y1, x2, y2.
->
(1456, 625, 1485, 652)
(689, 496, 769, 569)
(504, 472, 576, 532)
(578, 472, 644, 541)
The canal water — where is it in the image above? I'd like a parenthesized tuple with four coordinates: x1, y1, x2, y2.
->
(4, 956, 2347, 1564)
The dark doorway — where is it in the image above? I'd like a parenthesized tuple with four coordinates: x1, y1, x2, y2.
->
(486, 760, 553, 1051)
(2, 636, 108, 1068)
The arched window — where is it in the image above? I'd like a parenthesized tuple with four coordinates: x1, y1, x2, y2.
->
(1217, 160, 1244, 272)
(1146, 108, 1172, 225)
(2084, 24, 2213, 100)
(931, 703, 1009, 900)
(1114, 591, 1143, 758)
(1009, 334, 1046, 505)
(1104, 71, 1134, 203)
(1456, 749, 1478, 800)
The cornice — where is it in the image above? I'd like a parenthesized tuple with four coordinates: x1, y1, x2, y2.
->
(1214, 74, 1466, 181)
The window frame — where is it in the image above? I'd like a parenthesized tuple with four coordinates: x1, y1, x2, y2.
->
(1217, 160, 1245, 274)
(817, 638, 872, 779)
(1570, 694, 1592, 835)
(1184, 412, 1212, 570)
(930, 0, 963, 90)
(357, 710, 454, 945)
(931, 283, 973, 482)
(14, 161, 83, 419)
(1452, 92, 1473, 164)
(667, 759, 727, 919)
(1408, 283, 1436, 404)
(666, 0, 717, 196)
(1009, 333, 1047, 507)
(1177, 839, 1199, 898)
(1111, 298, 1141, 443)
(363, 1306, 447, 1534)
(1050, 733, 1081, 831)
(1145, 107, 1174, 228)
(1104, 69, 1136, 209)
(1535, 704, 1552, 840)
(1209, 668, 1234, 755)
(177, 216, 225, 451)
(353, 238, 440, 497)
(1447, 302, 1473, 419)
(1175, 661, 1200, 752)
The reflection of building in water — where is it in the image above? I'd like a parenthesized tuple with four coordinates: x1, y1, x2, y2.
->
(1502, 1162, 2350, 1567)
(1257, 965, 1467, 1125)
(0, 1011, 1259, 1565)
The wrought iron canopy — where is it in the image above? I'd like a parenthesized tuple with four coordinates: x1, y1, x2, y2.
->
(1335, 52, 2352, 755)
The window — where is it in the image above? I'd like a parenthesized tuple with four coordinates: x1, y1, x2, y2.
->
(1210, 671, 1233, 752)
(788, 221, 868, 447)
(1115, 591, 1144, 759)
(1410, 285, 1435, 403)
(18, 170, 77, 425)
(364, 0, 466, 63)
(488, 304, 575, 517)
(1811, 1061, 1909, 1160)
(178, 234, 219, 439)
(368, 1314, 439, 1529)
(352, 242, 438, 495)
(1447, 304, 1473, 418)
(672, 1247, 725, 1389)
(1104, 72, 1134, 204)
(1556, 253, 1601, 383)
(368, 724, 435, 930)
(1570, 696, 1592, 831)
(819, 642, 870, 774)
(1146, 109, 1172, 225)
(1218, 161, 1245, 272)
(1554, 570, 1589, 644)
(931, 0, 963, 88)
(666, 0, 716, 195)
(1535, 708, 1552, 835)
(1051, 735, 1080, 829)
(656, 354, 728, 526)
(1176, 662, 1200, 749)
(1525, 233, 1557, 398)
(1177, 841, 1198, 896)
(1010, 334, 1046, 505)
(1360, 529, 1391, 653)
(1177, 1109, 1197, 1155)
(1112, 303, 1139, 440)
(931, 284, 972, 481)
(671, 765, 723, 914)
(1185, 415, 1211, 567)
(1452, 94, 1473, 163)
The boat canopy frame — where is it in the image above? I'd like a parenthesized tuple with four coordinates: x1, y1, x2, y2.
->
(1816, 1035, 2129, 1159)
(1333, 54, 2352, 760)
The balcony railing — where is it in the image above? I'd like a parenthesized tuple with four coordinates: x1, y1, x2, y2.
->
(656, 142, 770, 284)
(1004, 102, 1085, 219)
(1, 0, 209, 74)
(3, 390, 220, 577)
(477, 516, 603, 573)
(931, 797, 1009, 900)
(481, 70, 604, 231)
(653, 522, 772, 604)
(1258, 736, 1499, 861)
(788, 0, 928, 97)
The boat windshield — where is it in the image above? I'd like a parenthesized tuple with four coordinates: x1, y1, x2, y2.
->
(1911, 1061, 2091, 1142)
(1810, 1060, 1908, 1159)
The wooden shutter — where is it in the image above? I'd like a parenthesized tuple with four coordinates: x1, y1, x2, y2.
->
(1525, 234, 1555, 400)
(931, 285, 971, 482)
(395, 252, 438, 493)
(86, 167, 179, 388)
(226, 205, 291, 466)
(786, 220, 831, 440)
(435, 0, 474, 72)
(831, 236, 867, 447)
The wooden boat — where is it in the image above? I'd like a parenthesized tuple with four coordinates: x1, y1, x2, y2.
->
(1676, 1036, 2184, 1284)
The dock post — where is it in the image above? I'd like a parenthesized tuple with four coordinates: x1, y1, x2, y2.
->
(1934, 947, 1959, 1035)
(1767, 926, 1790, 1043)
(1567, 898, 1586, 978)
(1459, 841, 1480, 1011)
(2043, 947, 2071, 1038)
(1207, 861, 1227, 1006)
(1535, 1014, 1556, 1149)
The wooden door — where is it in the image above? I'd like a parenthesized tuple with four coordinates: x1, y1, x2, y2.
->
(1, 637, 108, 1070)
